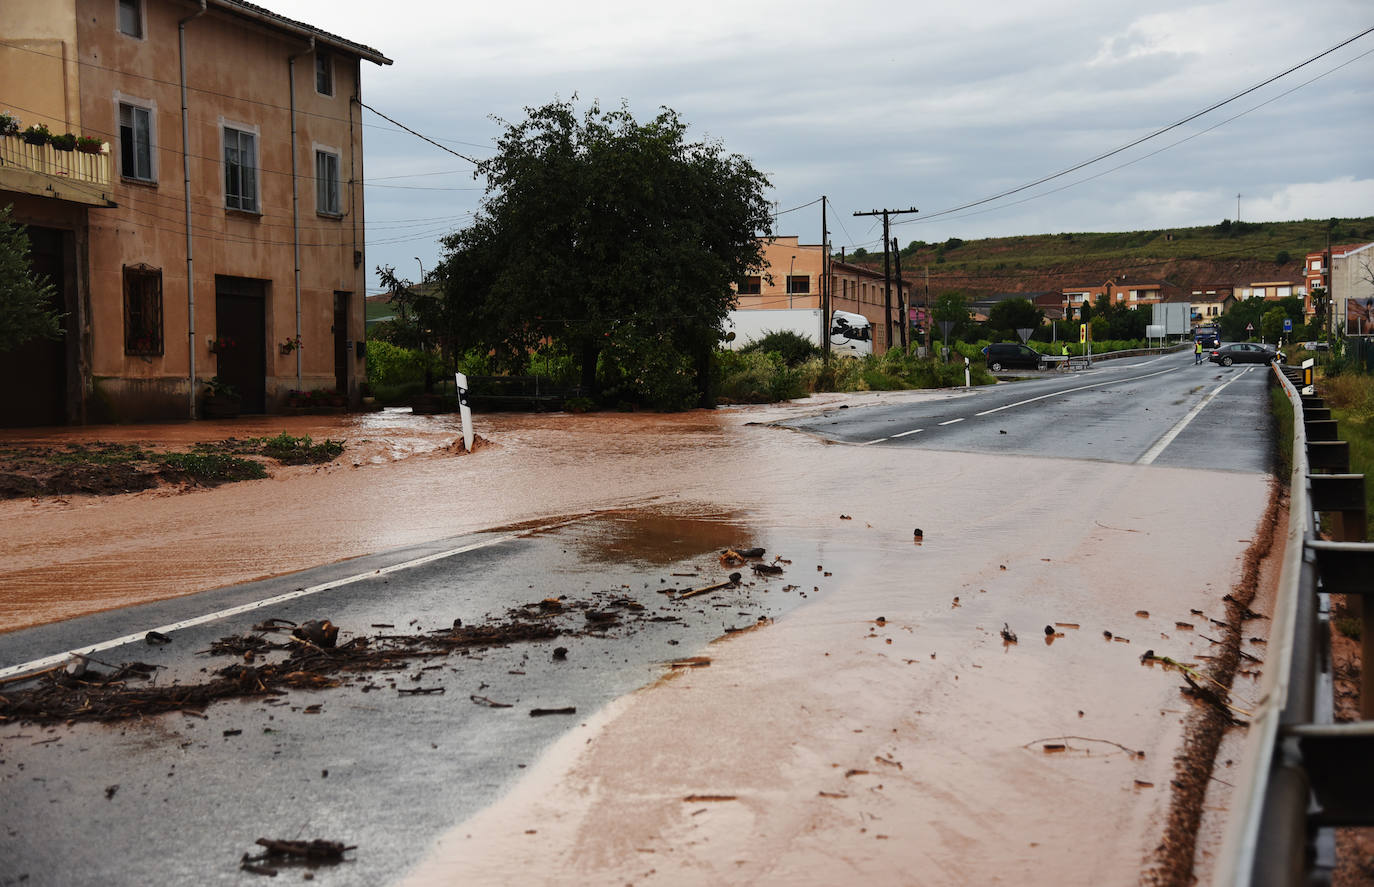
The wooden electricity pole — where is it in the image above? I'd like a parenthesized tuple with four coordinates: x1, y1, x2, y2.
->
(853, 207, 918, 351)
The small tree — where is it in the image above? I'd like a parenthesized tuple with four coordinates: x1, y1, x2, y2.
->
(986, 298, 1043, 336)
(0, 204, 62, 352)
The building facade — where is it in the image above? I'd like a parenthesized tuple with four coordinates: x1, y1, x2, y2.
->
(1306, 243, 1374, 335)
(0, 0, 389, 425)
(736, 236, 908, 353)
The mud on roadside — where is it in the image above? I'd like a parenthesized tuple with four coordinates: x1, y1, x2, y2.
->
(0, 434, 347, 499)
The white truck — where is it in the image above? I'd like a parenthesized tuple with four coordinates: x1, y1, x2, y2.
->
(723, 308, 873, 357)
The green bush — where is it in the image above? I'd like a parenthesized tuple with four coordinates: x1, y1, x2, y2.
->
(158, 452, 267, 484)
(598, 325, 700, 411)
(739, 330, 820, 367)
(366, 339, 435, 389)
(259, 432, 345, 465)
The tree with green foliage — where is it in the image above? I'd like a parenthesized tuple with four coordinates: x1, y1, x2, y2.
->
(0, 204, 62, 352)
(932, 292, 971, 350)
(1261, 306, 1287, 343)
(433, 99, 772, 408)
(986, 298, 1043, 336)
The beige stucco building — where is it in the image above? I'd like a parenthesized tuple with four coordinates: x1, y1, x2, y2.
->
(735, 236, 908, 353)
(1, 0, 389, 425)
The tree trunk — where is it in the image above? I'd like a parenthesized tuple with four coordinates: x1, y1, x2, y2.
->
(578, 339, 600, 399)
(694, 342, 715, 409)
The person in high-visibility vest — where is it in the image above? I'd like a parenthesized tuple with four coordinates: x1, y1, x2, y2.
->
(1061, 342, 1070, 371)
(1194, 339, 1203, 365)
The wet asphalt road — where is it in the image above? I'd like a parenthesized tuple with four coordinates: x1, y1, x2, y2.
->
(0, 352, 1279, 886)
(782, 349, 1276, 473)
(0, 514, 852, 887)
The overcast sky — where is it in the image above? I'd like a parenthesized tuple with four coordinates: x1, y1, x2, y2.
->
(262, 0, 1373, 295)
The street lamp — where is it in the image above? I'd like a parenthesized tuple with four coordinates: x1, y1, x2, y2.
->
(788, 255, 796, 308)
(414, 257, 425, 287)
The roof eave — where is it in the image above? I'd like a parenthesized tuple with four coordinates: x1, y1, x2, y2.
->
(208, 0, 392, 66)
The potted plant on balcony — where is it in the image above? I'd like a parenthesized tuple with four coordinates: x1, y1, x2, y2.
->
(21, 124, 51, 146)
(0, 112, 19, 137)
(201, 376, 241, 419)
(75, 136, 103, 154)
(50, 133, 77, 152)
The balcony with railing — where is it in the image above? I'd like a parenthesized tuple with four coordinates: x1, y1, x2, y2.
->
(0, 133, 115, 207)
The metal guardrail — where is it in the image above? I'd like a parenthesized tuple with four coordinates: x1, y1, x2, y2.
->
(1216, 364, 1374, 886)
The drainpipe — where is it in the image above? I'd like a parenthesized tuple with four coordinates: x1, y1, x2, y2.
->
(179, 0, 206, 418)
(288, 37, 314, 394)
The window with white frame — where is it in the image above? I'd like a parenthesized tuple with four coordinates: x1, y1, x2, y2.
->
(117, 0, 143, 38)
(118, 101, 154, 182)
(315, 149, 341, 215)
(315, 52, 334, 96)
(223, 126, 258, 212)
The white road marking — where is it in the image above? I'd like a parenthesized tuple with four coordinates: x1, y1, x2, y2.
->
(891, 428, 924, 438)
(938, 418, 965, 426)
(0, 532, 524, 681)
(974, 367, 1175, 417)
(1137, 367, 1253, 465)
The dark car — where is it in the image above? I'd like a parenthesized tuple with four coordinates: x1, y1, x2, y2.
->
(1208, 342, 1278, 366)
(985, 342, 1044, 372)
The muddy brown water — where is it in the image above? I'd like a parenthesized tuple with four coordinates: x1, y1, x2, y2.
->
(0, 398, 1277, 884)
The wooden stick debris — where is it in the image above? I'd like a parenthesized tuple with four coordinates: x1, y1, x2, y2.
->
(677, 573, 742, 600)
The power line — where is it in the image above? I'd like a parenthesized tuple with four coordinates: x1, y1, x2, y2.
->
(904, 45, 1374, 231)
(359, 102, 481, 165)
(900, 25, 1374, 227)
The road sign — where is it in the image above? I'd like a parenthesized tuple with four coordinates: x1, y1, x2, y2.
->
(1283, 318, 1293, 332)
(1079, 323, 1087, 344)
(1246, 323, 1254, 331)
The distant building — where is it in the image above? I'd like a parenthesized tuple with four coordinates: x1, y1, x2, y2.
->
(1305, 243, 1374, 335)
(1188, 287, 1235, 323)
(736, 237, 907, 353)
(0, 0, 390, 425)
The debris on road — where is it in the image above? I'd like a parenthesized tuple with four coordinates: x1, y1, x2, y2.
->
(239, 837, 355, 876)
(292, 620, 339, 648)
(470, 694, 513, 708)
(677, 573, 742, 599)
(145, 630, 171, 645)
(1000, 623, 1018, 644)
(529, 707, 576, 717)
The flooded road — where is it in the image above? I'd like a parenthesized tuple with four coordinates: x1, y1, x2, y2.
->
(0, 384, 1280, 884)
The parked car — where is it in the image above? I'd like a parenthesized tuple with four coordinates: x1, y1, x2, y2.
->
(1208, 342, 1278, 366)
(1300, 340, 1331, 352)
(984, 342, 1045, 371)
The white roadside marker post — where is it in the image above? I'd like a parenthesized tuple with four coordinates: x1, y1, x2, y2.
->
(456, 372, 474, 452)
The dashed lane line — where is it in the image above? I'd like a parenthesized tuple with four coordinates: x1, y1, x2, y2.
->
(973, 367, 1177, 417)
(938, 418, 965, 426)
(1137, 367, 1254, 465)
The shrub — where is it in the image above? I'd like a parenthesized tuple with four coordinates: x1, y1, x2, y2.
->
(366, 339, 433, 389)
(739, 330, 820, 367)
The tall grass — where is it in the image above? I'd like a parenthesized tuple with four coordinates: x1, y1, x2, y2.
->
(1321, 371, 1374, 526)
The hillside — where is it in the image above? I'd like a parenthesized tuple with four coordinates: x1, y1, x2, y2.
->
(840, 216, 1374, 296)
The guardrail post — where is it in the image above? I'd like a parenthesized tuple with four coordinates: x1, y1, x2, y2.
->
(1309, 541, 1374, 719)
(1306, 441, 1350, 474)
(1304, 419, 1339, 442)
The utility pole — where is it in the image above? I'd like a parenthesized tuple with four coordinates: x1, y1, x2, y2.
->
(891, 237, 907, 350)
(854, 207, 918, 352)
(821, 196, 829, 354)
(924, 265, 931, 355)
